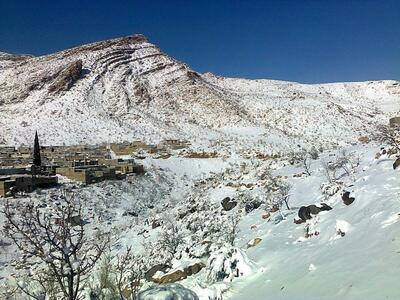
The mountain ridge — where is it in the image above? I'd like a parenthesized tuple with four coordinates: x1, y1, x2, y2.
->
(0, 34, 399, 149)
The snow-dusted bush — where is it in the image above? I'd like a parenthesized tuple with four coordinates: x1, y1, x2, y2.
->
(158, 221, 186, 261)
(88, 247, 146, 300)
(321, 150, 360, 183)
(320, 181, 343, 197)
(205, 245, 253, 284)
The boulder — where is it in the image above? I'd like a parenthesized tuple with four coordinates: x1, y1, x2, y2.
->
(144, 264, 170, 281)
(269, 206, 279, 213)
(247, 238, 262, 248)
(245, 201, 261, 213)
(151, 219, 162, 229)
(358, 136, 370, 144)
(221, 197, 237, 211)
(298, 206, 312, 221)
(152, 269, 187, 284)
(393, 157, 400, 170)
(294, 218, 305, 224)
(262, 213, 270, 219)
(298, 203, 332, 221)
(308, 203, 332, 214)
(148, 262, 205, 284)
(389, 116, 400, 128)
(342, 191, 355, 205)
(184, 262, 205, 276)
(122, 210, 138, 217)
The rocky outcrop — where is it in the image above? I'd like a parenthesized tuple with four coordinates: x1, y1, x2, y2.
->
(151, 219, 162, 229)
(48, 60, 82, 93)
(245, 200, 262, 213)
(389, 116, 400, 128)
(0, 33, 398, 146)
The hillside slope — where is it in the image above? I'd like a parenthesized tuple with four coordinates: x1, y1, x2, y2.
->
(0, 35, 399, 149)
(227, 145, 400, 300)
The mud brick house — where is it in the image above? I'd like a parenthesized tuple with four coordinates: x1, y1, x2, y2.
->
(102, 158, 145, 174)
(56, 165, 117, 184)
(0, 175, 58, 198)
(157, 139, 190, 150)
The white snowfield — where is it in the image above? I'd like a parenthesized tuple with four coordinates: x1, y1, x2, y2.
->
(227, 146, 400, 300)
(0, 35, 399, 149)
(0, 35, 400, 300)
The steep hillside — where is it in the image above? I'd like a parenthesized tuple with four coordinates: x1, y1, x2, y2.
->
(0, 35, 399, 149)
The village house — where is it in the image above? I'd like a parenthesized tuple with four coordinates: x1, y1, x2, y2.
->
(0, 174, 58, 198)
(157, 139, 190, 150)
(56, 158, 144, 184)
(56, 164, 119, 184)
(0, 136, 146, 187)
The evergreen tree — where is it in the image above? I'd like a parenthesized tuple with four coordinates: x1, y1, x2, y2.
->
(33, 131, 41, 166)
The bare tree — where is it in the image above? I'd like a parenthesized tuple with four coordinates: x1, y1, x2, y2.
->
(301, 154, 312, 176)
(278, 182, 292, 210)
(321, 160, 335, 183)
(374, 125, 400, 152)
(227, 212, 241, 246)
(2, 192, 109, 300)
(113, 247, 145, 300)
(289, 150, 313, 175)
(91, 247, 145, 300)
(267, 181, 292, 211)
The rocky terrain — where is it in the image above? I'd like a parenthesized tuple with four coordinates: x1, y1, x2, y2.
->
(0, 34, 399, 150)
(0, 35, 400, 300)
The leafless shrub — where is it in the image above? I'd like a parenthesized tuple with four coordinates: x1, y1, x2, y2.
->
(265, 181, 292, 212)
(301, 154, 312, 176)
(335, 149, 360, 176)
(2, 192, 109, 300)
(373, 125, 400, 152)
(321, 150, 360, 183)
(113, 247, 145, 299)
(158, 221, 185, 262)
(90, 247, 145, 300)
(289, 150, 315, 175)
(321, 160, 335, 183)
(272, 182, 292, 210)
(226, 212, 241, 246)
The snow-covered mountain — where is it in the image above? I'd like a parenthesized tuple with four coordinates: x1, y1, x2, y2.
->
(1, 35, 400, 300)
(0, 34, 399, 149)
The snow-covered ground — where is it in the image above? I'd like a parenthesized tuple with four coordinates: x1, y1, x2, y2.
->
(1, 143, 399, 300)
(228, 145, 400, 300)
(1, 35, 399, 150)
(1, 35, 400, 299)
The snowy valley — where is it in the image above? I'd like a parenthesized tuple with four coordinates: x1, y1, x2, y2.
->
(0, 35, 400, 300)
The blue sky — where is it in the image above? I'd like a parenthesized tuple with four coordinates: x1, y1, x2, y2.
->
(1, 0, 399, 83)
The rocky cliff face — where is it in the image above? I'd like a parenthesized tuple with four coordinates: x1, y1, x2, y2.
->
(0, 34, 399, 148)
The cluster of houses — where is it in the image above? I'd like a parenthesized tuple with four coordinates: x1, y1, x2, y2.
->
(0, 136, 190, 198)
(0, 135, 190, 197)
